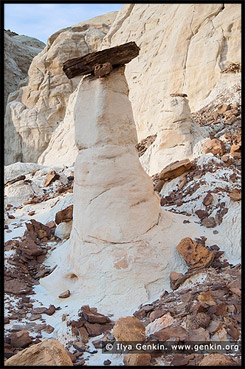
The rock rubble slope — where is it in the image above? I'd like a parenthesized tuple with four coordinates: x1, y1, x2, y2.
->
(38, 67, 238, 319)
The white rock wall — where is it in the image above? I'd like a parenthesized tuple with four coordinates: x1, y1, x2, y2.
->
(102, 4, 241, 140)
(4, 31, 45, 110)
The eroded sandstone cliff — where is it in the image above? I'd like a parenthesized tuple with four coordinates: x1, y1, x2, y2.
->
(4, 12, 118, 165)
(4, 30, 45, 110)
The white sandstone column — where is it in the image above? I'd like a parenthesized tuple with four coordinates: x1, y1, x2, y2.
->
(72, 66, 160, 243)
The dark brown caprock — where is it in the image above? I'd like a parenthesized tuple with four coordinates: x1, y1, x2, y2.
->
(63, 41, 140, 79)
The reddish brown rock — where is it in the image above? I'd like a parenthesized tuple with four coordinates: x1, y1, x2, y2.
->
(216, 303, 228, 317)
(229, 189, 241, 201)
(188, 327, 210, 342)
(195, 313, 211, 328)
(153, 326, 187, 341)
(171, 354, 189, 366)
(5, 317, 10, 324)
(227, 324, 240, 340)
(176, 237, 214, 269)
(45, 221, 56, 228)
(149, 309, 168, 322)
(195, 210, 209, 220)
(198, 353, 237, 366)
(43, 305, 56, 316)
(55, 205, 73, 224)
(226, 115, 237, 125)
(201, 217, 216, 228)
(28, 211, 35, 216)
(217, 104, 231, 114)
(43, 171, 60, 187)
(154, 179, 164, 192)
(197, 291, 216, 307)
(94, 62, 113, 77)
(170, 272, 184, 290)
(113, 316, 146, 341)
(20, 238, 46, 257)
(229, 287, 241, 296)
(104, 359, 112, 366)
(178, 176, 187, 190)
(43, 325, 54, 334)
(202, 139, 224, 155)
(203, 193, 213, 206)
(5, 279, 32, 295)
(77, 326, 89, 343)
(58, 290, 70, 298)
(84, 322, 112, 337)
(124, 353, 151, 366)
(81, 305, 111, 324)
(10, 330, 33, 348)
(5, 338, 73, 366)
(230, 143, 241, 157)
(159, 159, 192, 181)
(207, 320, 222, 334)
(6, 175, 26, 186)
(24, 219, 54, 241)
(92, 332, 113, 349)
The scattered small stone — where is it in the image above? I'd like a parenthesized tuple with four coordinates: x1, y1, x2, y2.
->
(43, 305, 56, 315)
(45, 325, 55, 334)
(43, 171, 60, 187)
(80, 305, 111, 324)
(203, 193, 213, 206)
(201, 217, 216, 228)
(28, 211, 35, 216)
(55, 205, 73, 224)
(103, 359, 111, 365)
(4, 317, 10, 324)
(159, 159, 192, 181)
(59, 290, 71, 298)
(195, 209, 208, 220)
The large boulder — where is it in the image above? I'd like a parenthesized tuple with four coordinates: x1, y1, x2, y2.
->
(5, 338, 73, 366)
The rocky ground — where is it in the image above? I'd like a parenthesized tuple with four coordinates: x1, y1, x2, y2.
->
(4, 91, 241, 366)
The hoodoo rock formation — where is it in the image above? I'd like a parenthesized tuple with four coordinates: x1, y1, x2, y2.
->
(140, 94, 194, 176)
(40, 51, 226, 316)
(4, 5, 241, 365)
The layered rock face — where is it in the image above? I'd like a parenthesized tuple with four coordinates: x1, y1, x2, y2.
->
(36, 4, 240, 173)
(102, 4, 241, 140)
(4, 30, 45, 111)
(4, 12, 117, 165)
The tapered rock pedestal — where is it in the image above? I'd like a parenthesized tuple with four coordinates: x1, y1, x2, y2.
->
(40, 67, 220, 317)
(72, 67, 160, 243)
